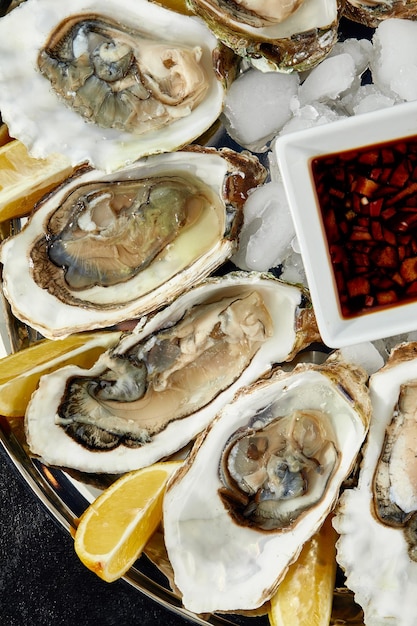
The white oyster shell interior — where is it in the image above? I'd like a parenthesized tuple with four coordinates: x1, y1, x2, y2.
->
(334, 343, 417, 626)
(25, 273, 313, 474)
(163, 360, 369, 614)
(0, 150, 256, 338)
(0, 0, 225, 171)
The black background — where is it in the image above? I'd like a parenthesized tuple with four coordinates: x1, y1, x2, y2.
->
(0, 449, 194, 626)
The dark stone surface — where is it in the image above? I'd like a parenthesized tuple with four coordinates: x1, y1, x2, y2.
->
(0, 447, 193, 626)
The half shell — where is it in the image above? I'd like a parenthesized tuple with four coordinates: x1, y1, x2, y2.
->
(0, 0, 231, 171)
(186, 0, 342, 72)
(334, 342, 417, 626)
(25, 271, 320, 474)
(343, 0, 417, 28)
(0, 147, 266, 339)
(163, 350, 371, 613)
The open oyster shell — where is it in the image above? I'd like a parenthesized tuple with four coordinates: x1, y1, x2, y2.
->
(25, 271, 320, 474)
(163, 350, 371, 614)
(0, 147, 266, 339)
(334, 342, 417, 626)
(0, 0, 233, 171)
(186, 0, 342, 72)
(342, 0, 417, 28)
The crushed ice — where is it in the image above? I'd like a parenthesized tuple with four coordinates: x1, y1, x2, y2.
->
(225, 18, 417, 354)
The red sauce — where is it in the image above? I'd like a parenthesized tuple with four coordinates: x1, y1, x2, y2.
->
(311, 135, 417, 318)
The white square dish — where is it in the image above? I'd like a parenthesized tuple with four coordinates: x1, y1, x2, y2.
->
(275, 101, 417, 348)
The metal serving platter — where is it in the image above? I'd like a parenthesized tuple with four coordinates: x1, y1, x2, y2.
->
(0, 423, 246, 626)
(0, 12, 374, 626)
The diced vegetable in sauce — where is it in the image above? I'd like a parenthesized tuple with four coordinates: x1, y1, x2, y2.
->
(311, 137, 417, 318)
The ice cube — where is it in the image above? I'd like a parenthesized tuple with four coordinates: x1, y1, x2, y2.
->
(280, 250, 307, 286)
(330, 38, 373, 75)
(278, 102, 345, 135)
(391, 65, 417, 102)
(341, 83, 396, 115)
(298, 53, 356, 106)
(222, 69, 299, 151)
(339, 342, 385, 375)
(370, 18, 417, 101)
(231, 182, 295, 272)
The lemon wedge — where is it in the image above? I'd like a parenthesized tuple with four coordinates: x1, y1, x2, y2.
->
(268, 515, 338, 626)
(0, 331, 121, 417)
(0, 139, 72, 221)
(74, 461, 182, 582)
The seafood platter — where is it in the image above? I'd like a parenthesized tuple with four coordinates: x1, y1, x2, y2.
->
(1, 0, 417, 624)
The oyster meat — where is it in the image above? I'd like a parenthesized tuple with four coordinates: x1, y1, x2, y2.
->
(25, 272, 320, 474)
(0, 147, 266, 339)
(187, 0, 342, 72)
(0, 0, 231, 171)
(334, 342, 417, 626)
(163, 351, 371, 614)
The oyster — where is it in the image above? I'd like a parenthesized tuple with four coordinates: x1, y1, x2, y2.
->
(343, 0, 417, 28)
(334, 342, 417, 626)
(0, 0, 232, 171)
(25, 272, 320, 474)
(163, 351, 371, 614)
(186, 0, 342, 72)
(0, 147, 266, 339)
